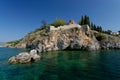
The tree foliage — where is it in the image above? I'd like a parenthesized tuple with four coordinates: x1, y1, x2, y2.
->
(118, 31, 120, 34)
(79, 15, 90, 26)
(79, 15, 103, 32)
(52, 19, 67, 27)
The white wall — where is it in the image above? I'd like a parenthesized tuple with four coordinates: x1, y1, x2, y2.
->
(49, 24, 82, 31)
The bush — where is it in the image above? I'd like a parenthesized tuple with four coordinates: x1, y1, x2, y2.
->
(52, 19, 67, 27)
(95, 33, 106, 41)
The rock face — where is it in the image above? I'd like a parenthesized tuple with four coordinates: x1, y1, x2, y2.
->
(7, 24, 120, 64)
(8, 49, 40, 64)
(100, 35, 120, 49)
(13, 25, 100, 52)
(6, 24, 120, 51)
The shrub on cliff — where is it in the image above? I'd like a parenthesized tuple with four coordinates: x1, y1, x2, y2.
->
(52, 19, 67, 27)
(95, 33, 106, 41)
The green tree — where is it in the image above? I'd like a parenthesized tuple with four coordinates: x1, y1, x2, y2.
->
(118, 31, 120, 34)
(41, 20, 47, 29)
(84, 15, 90, 26)
(99, 26, 102, 32)
(79, 15, 90, 26)
(79, 16, 84, 25)
(79, 15, 103, 32)
(96, 26, 102, 32)
(90, 22, 94, 30)
(93, 24, 97, 30)
(53, 19, 67, 27)
(106, 30, 112, 34)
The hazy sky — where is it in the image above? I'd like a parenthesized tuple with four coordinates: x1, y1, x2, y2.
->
(0, 0, 120, 42)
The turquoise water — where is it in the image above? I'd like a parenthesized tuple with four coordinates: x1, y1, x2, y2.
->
(0, 48, 120, 80)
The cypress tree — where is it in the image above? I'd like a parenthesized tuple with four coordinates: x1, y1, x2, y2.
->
(79, 16, 84, 25)
(93, 24, 97, 30)
(90, 22, 94, 30)
(79, 15, 103, 32)
(79, 15, 90, 26)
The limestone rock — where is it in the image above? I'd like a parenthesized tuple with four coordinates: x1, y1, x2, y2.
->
(8, 49, 40, 64)
(8, 56, 17, 64)
(16, 52, 31, 64)
(30, 49, 37, 56)
(6, 24, 120, 51)
(32, 54, 40, 62)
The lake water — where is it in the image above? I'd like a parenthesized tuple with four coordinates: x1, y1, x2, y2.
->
(0, 48, 120, 80)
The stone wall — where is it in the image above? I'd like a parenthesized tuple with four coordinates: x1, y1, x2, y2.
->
(49, 24, 82, 31)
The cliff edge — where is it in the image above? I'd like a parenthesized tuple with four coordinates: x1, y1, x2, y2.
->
(6, 23, 120, 52)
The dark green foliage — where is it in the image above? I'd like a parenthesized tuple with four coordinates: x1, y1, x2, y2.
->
(93, 24, 97, 30)
(105, 30, 112, 34)
(52, 19, 67, 27)
(102, 30, 111, 35)
(118, 31, 120, 34)
(34, 24, 51, 33)
(95, 33, 106, 41)
(79, 15, 103, 32)
(79, 16, 84, 25)
(79, 15, 90, 26)
(96, 26, 102, 32)
(90, 23, 94, 29)
(90, 23, 102, 32)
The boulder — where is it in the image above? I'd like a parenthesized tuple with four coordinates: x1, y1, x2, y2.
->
(8, 49, 40, 64)
(32, 54, 40, 62)
(30, 49, 40, 61)
(16, 52, 31, 64)
(30, 49, 37, 56)
(8, 56, 17, 64)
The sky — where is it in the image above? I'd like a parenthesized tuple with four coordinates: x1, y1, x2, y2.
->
(0, 0, 120, 42)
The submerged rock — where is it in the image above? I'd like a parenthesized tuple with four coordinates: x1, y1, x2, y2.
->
(8, 49, 40, 64)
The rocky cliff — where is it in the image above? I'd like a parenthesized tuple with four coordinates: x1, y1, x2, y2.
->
(99, 34, 120, 49)
(6, 24, 120, 52)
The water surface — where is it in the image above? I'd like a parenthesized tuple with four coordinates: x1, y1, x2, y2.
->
(0, 48, 120, 80)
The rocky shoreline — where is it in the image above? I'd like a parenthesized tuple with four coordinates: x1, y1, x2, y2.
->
(7, 23, 120, 64)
